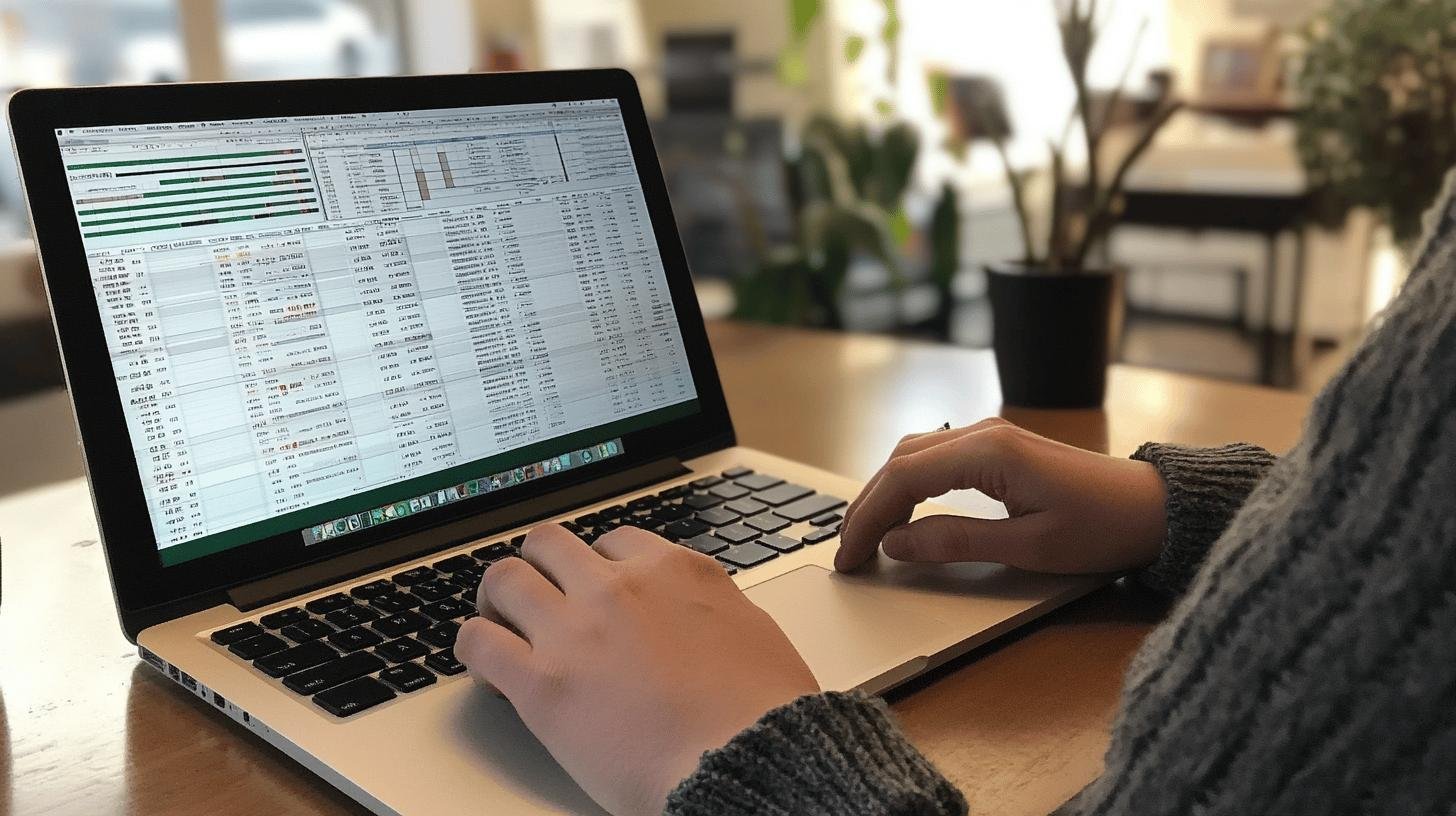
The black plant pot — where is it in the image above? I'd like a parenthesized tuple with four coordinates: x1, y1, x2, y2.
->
(986, 263, 1122, 408)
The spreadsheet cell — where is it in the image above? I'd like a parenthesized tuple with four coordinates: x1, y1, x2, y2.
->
(58, 100, 697, 555)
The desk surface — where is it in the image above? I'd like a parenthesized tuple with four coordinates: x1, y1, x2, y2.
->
(0, 321, 1312, 815)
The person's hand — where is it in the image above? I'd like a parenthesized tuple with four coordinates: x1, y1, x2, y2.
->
(455, 524, 819, 816)
(835, 418, 1168, 574)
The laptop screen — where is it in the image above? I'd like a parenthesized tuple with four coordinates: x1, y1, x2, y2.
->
(54, 99, 699, 567)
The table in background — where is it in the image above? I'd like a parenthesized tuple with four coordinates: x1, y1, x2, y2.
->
(0, 321, 1312, 815)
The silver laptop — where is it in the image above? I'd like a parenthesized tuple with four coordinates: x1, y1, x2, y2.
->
(9, 70, 1101, 814)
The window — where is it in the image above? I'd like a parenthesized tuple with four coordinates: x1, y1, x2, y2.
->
(220, 0, 402, 80)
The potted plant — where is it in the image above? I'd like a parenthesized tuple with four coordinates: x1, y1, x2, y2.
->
(1296, 0, 1456, 255)
(731, 0, 916, 330)
(937, 0, 1181, 407)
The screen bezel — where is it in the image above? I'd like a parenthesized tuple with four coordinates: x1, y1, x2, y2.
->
(8, 69, 734, 626)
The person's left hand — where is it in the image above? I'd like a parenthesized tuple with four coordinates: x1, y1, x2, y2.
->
(455, 523, 820, 816)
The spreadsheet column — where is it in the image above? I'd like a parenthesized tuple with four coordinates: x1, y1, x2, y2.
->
(95, 251, 206, 545)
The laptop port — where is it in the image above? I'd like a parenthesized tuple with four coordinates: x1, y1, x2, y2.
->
(179, 671, 197, 691)
(139, 647, 165, 671)
(213, 693, 227, 709)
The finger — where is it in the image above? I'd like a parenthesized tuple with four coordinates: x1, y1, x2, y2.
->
(879, 513, 1052, 569)
(592, 525, 670, 561)
(842, 418, 1010, 534)
(475, 556, 567, 642)
(835, 427, 1015, 572)
(519, 523, 608, 592)
(456, 616, 533, 699)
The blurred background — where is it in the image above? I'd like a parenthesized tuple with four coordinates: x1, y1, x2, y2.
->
(0, 0, 1446, 489)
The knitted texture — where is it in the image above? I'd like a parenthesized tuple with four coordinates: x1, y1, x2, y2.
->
(665, 184, 1456, 816)
(665, 691, 966, 816)
(1129, 442, 1277, 597)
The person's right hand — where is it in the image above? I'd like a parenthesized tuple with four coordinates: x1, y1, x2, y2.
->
(835, 418, 1169, 574)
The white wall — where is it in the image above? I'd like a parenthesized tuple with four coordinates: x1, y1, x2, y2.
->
(404, 0, 476, 74)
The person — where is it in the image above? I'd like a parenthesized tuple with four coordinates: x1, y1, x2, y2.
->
(453, 181, 1456, 816)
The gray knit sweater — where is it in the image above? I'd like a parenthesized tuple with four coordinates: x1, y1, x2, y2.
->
(666, 191, 1456, 815)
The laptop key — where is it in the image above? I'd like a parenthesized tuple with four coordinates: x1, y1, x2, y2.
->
(350, 579, 394, 600)
(599, 504, 626, 519)
(433, 554, 477, 573)
(421, 597, 473, 621)
(803, 525, 840, 545)
(810, 512, 842, 527)
(370, 591, 422, 614)
(471, 542, 513, 561)
(690, 476, 724, 489)
(375, 637, 430, 663)
(286, 651, 388, 695)
(744, 513, 790, 534)
(695, 507, 740, 526)
(424, 649, 467, 676)
(310, 675, 396, 717)
(419, 620, 460, 649)
(280, 618, 335, 643)
(758, 533, 804, 554)
(774, 493, 847, 522)
(708, 483, 751, 500)
(718, 542, 779, 569)
(372, 610, 430, 639)
(657, 485, 691, 500)
(662, 518, 711, 541)
(683, 534, 729, 555)
(329, 626, 384, 653)
(683, 494, 722, 510)
(410, 579, 456, 603)
(713, 523, 761, 544)
(753, 483, 814, 506)
(229, 633, 287, 660)
(652, 504, 693, 522)
(724, 497, 769, 516)
(258, 606, 307, 629)
(626, 496, 659, 511)
(210, 622, 264, 646)
(325, 604, 380, 629)
(734, 473, 784, 491)
(305, 593, 354, 615)
(255, 641, 339, 678)
(392, 566, 436, 586)
(721, 466, 753, 479)
(379, 662, 437, 693)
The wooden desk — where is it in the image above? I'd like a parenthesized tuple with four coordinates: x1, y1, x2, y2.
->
(0, 321, 1312, 815)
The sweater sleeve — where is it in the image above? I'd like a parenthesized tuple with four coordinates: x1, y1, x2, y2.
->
(1128, 442, 1276, 598)
(665, 691, 966, 816)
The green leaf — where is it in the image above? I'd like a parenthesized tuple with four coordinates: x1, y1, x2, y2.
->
(844, 35, 866, 64)
(789, 0, 822, 41)
(927, 70, 950, 117)
(887, 207, 912, 248)
(777, 45, 809, 87)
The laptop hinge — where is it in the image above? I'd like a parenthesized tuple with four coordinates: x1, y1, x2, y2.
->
(226, 457, 692, 612)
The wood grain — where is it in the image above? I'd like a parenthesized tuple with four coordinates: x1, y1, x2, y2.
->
(0, 321, 1312, 815)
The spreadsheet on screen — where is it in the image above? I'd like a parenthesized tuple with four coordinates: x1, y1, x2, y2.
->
(56, 99, 697, 561)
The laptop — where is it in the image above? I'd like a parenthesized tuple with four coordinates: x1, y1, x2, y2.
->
(8, 70, 1102, 814)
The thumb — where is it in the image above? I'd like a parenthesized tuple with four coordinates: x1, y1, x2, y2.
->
(879, 513, 1050, 569)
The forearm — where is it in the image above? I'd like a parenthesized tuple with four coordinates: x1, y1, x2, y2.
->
(1129, 442, 1276, 597)
(665, 691, 966, 816)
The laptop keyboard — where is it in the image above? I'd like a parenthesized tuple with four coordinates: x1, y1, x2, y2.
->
(205, 467, 843, 718)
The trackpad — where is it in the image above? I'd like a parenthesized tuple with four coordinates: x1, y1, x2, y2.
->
(744, 566, 961, 691)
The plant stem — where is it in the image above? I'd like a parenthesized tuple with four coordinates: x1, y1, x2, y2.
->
(1047, 140, 1067, 270)
(1074, 99, 1183, 267)
(993, 138, 1037, 264)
